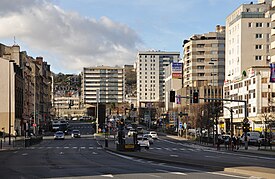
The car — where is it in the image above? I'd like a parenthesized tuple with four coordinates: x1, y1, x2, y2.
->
(136, 127, 143, 134)
(143, 134, 153, 144)
(148, 131, 158, 139)
(128, 128, 137, 137)
(240, 132, 260, 144)
(71, 130, 81, 138)
(137, 136, 150, 149)
(54, 131, 65, 140)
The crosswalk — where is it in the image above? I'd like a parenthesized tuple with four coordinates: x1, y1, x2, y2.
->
(26, 146, 103, 150)
(149, 147, 207, 152)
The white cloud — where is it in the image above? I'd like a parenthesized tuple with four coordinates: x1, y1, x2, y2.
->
(0, 0, 142, 73)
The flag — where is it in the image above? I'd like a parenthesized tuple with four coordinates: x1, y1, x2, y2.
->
(270, 63, 275, 83)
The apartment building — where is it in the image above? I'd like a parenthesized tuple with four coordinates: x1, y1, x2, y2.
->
(136, 51, 180, 106)
(82, 66, 124, 105)
(223, 0, 275, 134)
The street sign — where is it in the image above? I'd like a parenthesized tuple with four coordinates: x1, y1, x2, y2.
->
(179, 122, 183, 129)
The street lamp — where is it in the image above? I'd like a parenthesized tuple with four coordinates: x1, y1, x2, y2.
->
(209, 61, 217, 146)
(8, 60, 15, 145)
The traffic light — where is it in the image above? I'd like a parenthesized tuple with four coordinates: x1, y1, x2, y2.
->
(170, 90, 175, 102)
(193, 92, 199, 103)
(242, 122, 250, 132)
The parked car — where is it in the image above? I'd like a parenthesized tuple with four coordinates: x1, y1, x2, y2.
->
(137, 136, 150, 149)
(54, 131, 65, 140)
(148, 131, 158, 139)
(71, 130, 81, 138)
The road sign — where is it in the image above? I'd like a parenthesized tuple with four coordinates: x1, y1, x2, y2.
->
(183, 122, 187, 129)
(179, 122, 183, 129)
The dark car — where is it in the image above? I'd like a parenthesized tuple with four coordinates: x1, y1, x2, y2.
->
(71, 130, 81, 138)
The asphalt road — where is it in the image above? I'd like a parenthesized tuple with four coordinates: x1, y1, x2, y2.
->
(0, 122, 256, 179)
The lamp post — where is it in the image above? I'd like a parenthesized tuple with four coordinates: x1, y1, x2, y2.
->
(96, 89, 99, 134)
(209, 62, 216, 145)
(8, 60, 14, 145)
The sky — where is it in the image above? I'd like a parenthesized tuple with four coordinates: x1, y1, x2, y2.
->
(0, 0, 250, 74)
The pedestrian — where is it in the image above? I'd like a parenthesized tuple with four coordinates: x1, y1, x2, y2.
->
(232, 136, 237, 151)
(217, 135, 222, 151)
(236, 135, 240, 150)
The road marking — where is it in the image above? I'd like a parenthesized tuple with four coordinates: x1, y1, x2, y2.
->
(170, 155, 178, 157)
(207, 172, 248, 178)
(92, 152, 98, 155)
(72, 147, 77, 149)
(47, 147, 52, 149)
(56, 147, 60, 149)
(89, 147, 94, 149)
(64, 147, 69, 149)
(180, 148, 185, 151)
(22, 153, 28, 156)
(164, 148, 171, 151)
(80, 147, 86, 149)
(39, 147, 43, 149)
(13, 151, 18, 153)
(170, 172, 187, 176)
(205, 155, 218, 158)
(172, 148, 178, 150)
(156, 147, 162, 150)
(97, 147, 102, 150)
(101, 174, 113, 178)
(147, 174, 161, 178)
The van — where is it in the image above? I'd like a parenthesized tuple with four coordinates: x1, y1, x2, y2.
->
(240, 132, 260, 144)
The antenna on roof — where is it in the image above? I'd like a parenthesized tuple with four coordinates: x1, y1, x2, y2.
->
(13, 36, 16, 45)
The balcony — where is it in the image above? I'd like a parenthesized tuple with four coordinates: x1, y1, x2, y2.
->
(271, 41, 275, 50)
(272, 29, 275, 36)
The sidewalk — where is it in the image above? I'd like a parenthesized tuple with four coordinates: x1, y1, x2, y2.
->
(166, 134, 275, 157)
(0, 136, 25, 151)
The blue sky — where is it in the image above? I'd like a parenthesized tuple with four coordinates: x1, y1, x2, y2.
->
(0, 0, 249, 73)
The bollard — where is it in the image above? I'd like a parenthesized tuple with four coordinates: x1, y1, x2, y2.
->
(0, 139, 2, 149)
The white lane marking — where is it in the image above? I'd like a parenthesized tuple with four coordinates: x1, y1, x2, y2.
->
(72, 147, 77, 149)
(30, 147, 35, 150)
(172, 148, 178, 150)
(106, 151, 134, 160)
(97, 147, 102, 150)
(59, 152, 64, 155)
(207, 172, 249, 179)
(22, 153, 28, 156)
(64, 147, 69, 149)
(164, 148, 171, 151)
(156, 147, 162, 150)
(92, 152, 98, 155)
(80, 147, 86, 149)
(13, 151, 18, 153)
(205, 155, 219, 158)
(171, 172, 187, 176)
(47, 147, 52, 149)
(39, 147, 43, 149)
(180, 148, 185, 151)
(101, 174, 113, 178)
(170, 155, 178, 157)
(56, 147, 60, 149)
(89, 147, 94, 149)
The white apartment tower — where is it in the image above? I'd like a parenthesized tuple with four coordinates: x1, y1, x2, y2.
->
(82, 66, 124, 104)
(136, 51, 180, 107)
(225, 1, 272, 82)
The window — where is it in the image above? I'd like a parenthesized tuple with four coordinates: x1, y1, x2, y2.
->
(256, 23, 263, 27)
(255, 56, 262, 61)
(197, 58, 204, 62)
(197, 66, 205, 69)
(248, 22, 252, 27)
(262, 92, 268, 98)
(267, 23, 270, 27)
(255, 34, 263, 38)
(261, 78, 268, 83)
(255, 45, 262, 49)
(198, 73, 205, 76)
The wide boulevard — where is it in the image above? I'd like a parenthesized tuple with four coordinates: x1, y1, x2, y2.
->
(0, 121, 274, 178)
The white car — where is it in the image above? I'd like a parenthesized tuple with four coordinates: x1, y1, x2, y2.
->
(137, 136, 150, 149)
(149, 131, 158, 139)
(143, 134, 154, 144)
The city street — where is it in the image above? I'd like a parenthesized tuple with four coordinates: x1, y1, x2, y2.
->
(0, 122, 263, 179)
